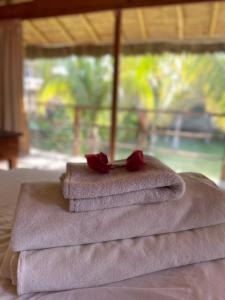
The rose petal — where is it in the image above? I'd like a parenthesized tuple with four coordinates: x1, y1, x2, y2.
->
(85, 152, 110, 174)
(126, 150, 145, 171)
(97, 152, 108, 164)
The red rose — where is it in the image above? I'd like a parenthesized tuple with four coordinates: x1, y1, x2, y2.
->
(85, 152, 111, 174)
(126, 150, 145, 171)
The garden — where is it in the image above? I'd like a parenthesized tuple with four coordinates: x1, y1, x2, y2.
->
(25, 53, 225, 181)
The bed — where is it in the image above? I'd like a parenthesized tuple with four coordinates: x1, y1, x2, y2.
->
(1, 169, 225, 299)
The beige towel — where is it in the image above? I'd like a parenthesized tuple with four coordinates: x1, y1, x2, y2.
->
(62, 156, 185, 212)
(4, 224, 225, 294)
(11, 172, 225, 251)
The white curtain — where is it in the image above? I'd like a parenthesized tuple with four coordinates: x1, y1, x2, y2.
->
(0, 20, 29, 151)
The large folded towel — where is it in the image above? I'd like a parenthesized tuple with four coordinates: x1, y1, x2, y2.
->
(11, 172, 225, 251)
(3, 223, 225, 294)
(0, 248, 18, 286)
(62, 156, 185, 212)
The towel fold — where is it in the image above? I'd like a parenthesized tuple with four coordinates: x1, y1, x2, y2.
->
(62, 156, 185, 212)
(11, 172, 225, 251)
(4, 223, 225, 295)
(68, 184, 184, 212)
(0, 248, 18, 286)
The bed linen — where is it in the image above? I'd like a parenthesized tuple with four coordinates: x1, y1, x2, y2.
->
(11, 172, 225, 251)
(1, 169, 225, 299)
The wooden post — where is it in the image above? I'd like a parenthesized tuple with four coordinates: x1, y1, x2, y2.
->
(110, 9, 122, 161)
(73, 106, 81, 156)
(172, 113, 183, 149)
(221, 145, 225, 182)
(221, 164, 225, 181)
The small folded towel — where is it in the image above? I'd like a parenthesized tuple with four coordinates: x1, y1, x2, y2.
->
(62, 156, 185, 212)
(11, 172, 225, 251)
(68, 184, 183, 212)
(4, 224, 225, 294)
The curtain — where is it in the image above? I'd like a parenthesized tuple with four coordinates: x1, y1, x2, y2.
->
(0, 19, 29, 152)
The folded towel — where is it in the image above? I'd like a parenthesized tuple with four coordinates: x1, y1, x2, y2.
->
(4, 223, 225, 294)
(68, 182, 184, 212)
(62, 156, 185, 212)
(11, 172, 225, 251)
(0, 247, 18, 286)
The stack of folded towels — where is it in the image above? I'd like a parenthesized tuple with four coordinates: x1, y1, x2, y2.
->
(1, 154, 225, 295)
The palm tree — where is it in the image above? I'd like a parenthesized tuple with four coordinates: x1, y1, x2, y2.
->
(120, 54, 188, 151)
(36, 56, 112, 153)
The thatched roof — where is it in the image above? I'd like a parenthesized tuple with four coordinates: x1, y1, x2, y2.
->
(23, 1, 225, 58)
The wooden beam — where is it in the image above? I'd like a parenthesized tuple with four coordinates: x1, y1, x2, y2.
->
(81, 15, 100, 43)
(209, 2, 220, 37)
(221, 164, 225, 182)
(28, 20, 49, 44)
(0, 0, 33, 4)
(110, 10, 122, 161)
(176, 5, 184, 39)
(109, 10, 126, 43)
(0, 0, 224, 20)
(221, 146, 225, 182)
(137, 9, 148, 40)
(55, 17, 76, 44)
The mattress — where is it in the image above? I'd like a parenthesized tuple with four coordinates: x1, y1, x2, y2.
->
(0, 169, 225, 300)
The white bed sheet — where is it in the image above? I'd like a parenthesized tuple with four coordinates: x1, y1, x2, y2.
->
(0, 169, 225, 299)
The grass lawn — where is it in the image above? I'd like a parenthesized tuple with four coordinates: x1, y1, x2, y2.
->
(156, 153, 222, 182)
(117, 137, 224, 182)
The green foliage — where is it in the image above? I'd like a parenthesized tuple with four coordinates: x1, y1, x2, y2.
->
(36, 56, 112, 123)
(28, 106, 74, 153)
(26, 53, 225, 157)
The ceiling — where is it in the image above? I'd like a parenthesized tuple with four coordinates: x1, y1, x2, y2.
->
(21, 1, 225, 57)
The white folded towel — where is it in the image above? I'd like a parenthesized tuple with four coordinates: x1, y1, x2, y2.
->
(11, 172, 225, 251)
(3, 224, 225, 294)
(62, 156, 185, 212)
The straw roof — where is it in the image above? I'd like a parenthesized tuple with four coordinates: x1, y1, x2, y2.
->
(24, 1, 225, 58)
